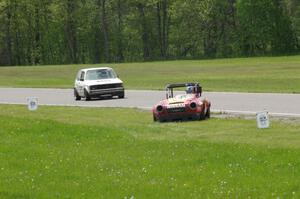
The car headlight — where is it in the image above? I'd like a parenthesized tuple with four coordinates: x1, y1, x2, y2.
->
(190, 102, 197, 109)
(156, 105, 163, 112)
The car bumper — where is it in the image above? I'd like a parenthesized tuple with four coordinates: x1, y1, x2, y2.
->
(89, 87, 124, 96)
(155, 111, 201, 121)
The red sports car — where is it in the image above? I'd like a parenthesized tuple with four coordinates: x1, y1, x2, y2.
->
(152, 83, 211, 122)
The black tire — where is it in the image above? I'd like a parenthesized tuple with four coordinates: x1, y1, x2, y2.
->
(84, 89, 91, 101)
(199, 108, 206, 120)
(74, 88, 81, 101)
(153, 114, 157, 122)
(118, 91, 125, 99)
(206, 106, 211, 119)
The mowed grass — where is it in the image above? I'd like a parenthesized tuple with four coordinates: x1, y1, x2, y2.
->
(0, 55, 300, 93)
(1, 105, 300, 198)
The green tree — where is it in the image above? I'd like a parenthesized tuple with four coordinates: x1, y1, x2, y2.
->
(237, 0, 297, 55)
(0, 0, 299, 66)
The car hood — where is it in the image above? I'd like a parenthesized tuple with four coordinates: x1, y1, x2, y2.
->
(84, 78, 123, 86)
(160, 97, 191, 106)
(165, 98, 186, 104)
(155, 94, 203, 107)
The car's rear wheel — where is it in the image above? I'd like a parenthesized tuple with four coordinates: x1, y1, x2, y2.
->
(84, 89, 91, 101)
(74, 88, 81, 101)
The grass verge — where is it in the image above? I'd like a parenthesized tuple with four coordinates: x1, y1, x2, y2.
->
(0, 55, 300, 93)
(0, 105, 300, 198)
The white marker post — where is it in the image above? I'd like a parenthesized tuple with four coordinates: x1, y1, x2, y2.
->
(256, 111, 270, 129)
(27, 97, 38, 111)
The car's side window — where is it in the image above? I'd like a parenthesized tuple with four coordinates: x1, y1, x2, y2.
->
(79, 71, 85, 81)
(76, 71, 81, 81)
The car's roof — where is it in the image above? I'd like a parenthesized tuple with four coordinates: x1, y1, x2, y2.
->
(80, 67, 113, 72)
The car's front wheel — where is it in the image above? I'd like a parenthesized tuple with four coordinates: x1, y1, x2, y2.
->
(84, 89, 91, 101)
(153, 114, 157, 122)
(199, 108, 206, 120)
(206, 106, 211, 118)
(118, 91, 125, 99)
(74, 88, 81, 101)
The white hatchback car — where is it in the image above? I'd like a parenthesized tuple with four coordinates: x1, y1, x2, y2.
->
(74, 67, 124, 101)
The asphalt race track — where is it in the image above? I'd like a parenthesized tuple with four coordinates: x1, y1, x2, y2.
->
(0, 88, 300, 117)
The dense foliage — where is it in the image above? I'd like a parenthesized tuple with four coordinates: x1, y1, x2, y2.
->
(0, 0, 299, 65)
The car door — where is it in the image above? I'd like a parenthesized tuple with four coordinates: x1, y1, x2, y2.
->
(75, 71, 85, 96)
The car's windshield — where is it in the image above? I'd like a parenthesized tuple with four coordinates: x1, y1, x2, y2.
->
(85, 69, 117, 80)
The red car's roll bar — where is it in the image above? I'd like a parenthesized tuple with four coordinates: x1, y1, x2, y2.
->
(165, 83, 202, 99)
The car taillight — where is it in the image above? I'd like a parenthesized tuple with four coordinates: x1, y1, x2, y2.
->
(190, 102, 197, 109)
(156, 105, 163, 112)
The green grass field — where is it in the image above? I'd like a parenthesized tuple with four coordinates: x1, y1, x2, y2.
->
(1, 105, 300, 198)
(0, 55, 299, 93)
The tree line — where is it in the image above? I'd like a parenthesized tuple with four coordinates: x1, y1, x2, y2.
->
(0, 0, 299, 66)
